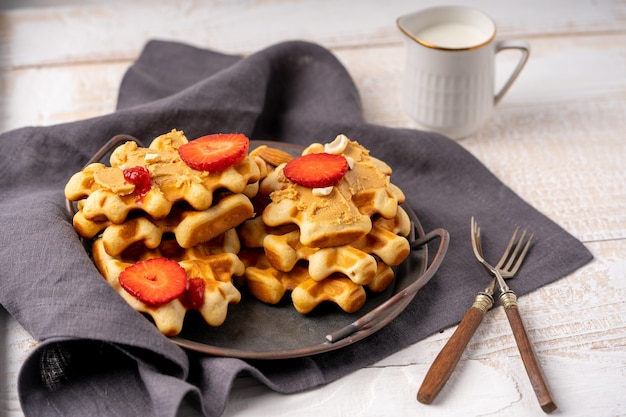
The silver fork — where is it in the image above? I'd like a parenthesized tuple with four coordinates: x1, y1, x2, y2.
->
(471, 217, 557, 413)
(417, 218, 534, 405)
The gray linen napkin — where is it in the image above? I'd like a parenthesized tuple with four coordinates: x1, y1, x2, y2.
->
(0, 40, 592, 417)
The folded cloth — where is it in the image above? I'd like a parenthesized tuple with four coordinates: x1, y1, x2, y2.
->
(0, 40, 592, 417)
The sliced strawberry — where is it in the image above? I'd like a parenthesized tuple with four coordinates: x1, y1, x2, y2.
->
(283, 153, 348, 188)
(178, 133, 249, 172)
(180, 277, 206, 310)
(118, 258, 187, 306)
(123, 166, 151, 198)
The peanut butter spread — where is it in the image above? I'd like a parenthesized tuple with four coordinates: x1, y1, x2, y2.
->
(64, 129, 262, 224)
(259, 135, 405, 248)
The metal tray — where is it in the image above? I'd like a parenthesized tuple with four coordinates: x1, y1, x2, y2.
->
(68, 136, 449, 360)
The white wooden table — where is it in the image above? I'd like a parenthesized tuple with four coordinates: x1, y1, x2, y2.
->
(1, 1, 625, 416)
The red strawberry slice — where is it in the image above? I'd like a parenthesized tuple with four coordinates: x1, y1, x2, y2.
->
(180, 277, 206, 310)
(283, 153, 349, 188)
(118, 258, 187, 306)
(123, 166, 151, 198)
(178, 133, 249, 172)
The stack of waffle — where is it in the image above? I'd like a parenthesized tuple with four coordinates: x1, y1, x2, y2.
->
(239, 135, 411, 314)
(65, 130, 264, 335)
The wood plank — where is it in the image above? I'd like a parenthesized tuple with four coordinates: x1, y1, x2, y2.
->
(1, 0, 625, 69)
(0, 308, 38, 417)
(0, 62, 128, 131)
(463, 98, 626, 243)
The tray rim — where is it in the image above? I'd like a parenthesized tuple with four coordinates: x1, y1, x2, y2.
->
(67, 135, 448, 360)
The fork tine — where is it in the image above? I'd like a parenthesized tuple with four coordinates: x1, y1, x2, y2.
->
(496, 227, 519, 270)
(472, 217, 517, 267)
(471, 217, 534, 276)
(470, 217, 482, 260)
(474, 220, 480, 253)
(503, 228, 526, 271)
(507, 231, 535, 275)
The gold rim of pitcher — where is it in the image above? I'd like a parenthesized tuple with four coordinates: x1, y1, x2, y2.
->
(396, 18, 496, 52)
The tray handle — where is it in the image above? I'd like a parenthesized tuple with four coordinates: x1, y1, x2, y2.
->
(326, 227, 449, 343)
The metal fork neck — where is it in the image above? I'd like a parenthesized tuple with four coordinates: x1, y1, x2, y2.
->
(493, 268, 510, 293)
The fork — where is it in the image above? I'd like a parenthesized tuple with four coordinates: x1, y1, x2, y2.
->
(417, 219, 533, 405)
(471, 217, 557, 413)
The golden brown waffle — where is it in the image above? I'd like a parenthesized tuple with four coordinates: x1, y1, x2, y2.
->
(98, 193, 254, 255)
(239, 207, 410, 285)
(258, 136, 406, 248)
(65, 129, 264, 226)
(240, 249, 367, 314)
(92, 231, 244, 336)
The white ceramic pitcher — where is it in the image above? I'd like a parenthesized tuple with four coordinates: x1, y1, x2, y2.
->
(397, 6, 530, 139)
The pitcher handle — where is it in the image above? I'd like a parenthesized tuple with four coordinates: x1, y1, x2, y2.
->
(494, 40, 531, 105)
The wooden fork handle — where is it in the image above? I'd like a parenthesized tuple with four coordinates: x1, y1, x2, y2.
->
(500, 291, 558, 413)
(417, 292, 493, 404)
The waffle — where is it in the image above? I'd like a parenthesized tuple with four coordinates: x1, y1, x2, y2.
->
(92, 232, 244, 336)
(65, 129, 264, 226)
(240, 249, 367, 314)
(239, 207, 410, 285)
(258, 136, 406, 248)
(98, 193, 254, 255)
